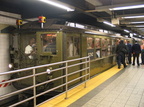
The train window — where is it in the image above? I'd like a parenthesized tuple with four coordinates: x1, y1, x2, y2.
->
(101, 38, 108, 57)
(87, 37, 94, 59)
(67, 36, 80, 57)
(95, 38, 101, 49)
(111, 39, 117, 54)
(107, 39, 111, 55)
(95, 38, 101, 58)
(101, 38, 108, 49)
(87, 37, 94, 49)
(41, 33, 57, 54)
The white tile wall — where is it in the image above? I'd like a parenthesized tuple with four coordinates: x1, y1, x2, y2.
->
(0, 11, 21, 25)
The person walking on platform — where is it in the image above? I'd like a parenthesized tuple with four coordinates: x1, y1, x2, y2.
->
(141, 40, 144, 65)
(116, 40, 128, 69)
(126, 40, 132, 64)
(132, 41, 141, 66)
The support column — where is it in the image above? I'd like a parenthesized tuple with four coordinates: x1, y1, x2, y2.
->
(0, 33, 15, 96)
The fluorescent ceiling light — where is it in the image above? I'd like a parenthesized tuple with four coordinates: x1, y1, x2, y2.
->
(103, 21, 116, 27)
(124, 29, 130, 33)
(67, 22, 75, 27)
(130, 21, 144, 24)
(75, 23, 85, 29)
(104, 30, 108, 33)
(39, 0, 74, 11)
(99, 29, 103, 32)
(139, 35, 142, 37)
(66, 22, 85, 29)
(85, 31, 99, 35)
(109, 4, 144, 11)
(135, 25, 144, 27)
(130, 33, 133, 37)
(122, 15, 144, 19)
(133, 33, 137, 35)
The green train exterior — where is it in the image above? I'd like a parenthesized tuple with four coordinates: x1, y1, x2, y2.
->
(11, 19, 129, 93)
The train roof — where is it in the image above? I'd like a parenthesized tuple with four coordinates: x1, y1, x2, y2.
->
(16, 18, 120, 37)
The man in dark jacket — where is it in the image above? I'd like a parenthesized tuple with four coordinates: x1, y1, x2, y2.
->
(132, 41, 141, 66)
(126, 40, 132, 64)
(116, 40, 128, 69)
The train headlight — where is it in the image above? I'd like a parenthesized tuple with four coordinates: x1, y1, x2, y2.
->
(9, 63, 13, 69)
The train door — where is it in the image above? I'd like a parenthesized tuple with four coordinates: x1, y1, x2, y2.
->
(36, 31, 64, 90)
(37, 31, 63, 64)
(63, 32, 83, 87)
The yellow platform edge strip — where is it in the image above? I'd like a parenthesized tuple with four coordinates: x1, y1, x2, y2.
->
(39, 65, 122, 107)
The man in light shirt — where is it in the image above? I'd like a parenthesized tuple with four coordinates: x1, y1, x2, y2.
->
(25, 38, 36, 59)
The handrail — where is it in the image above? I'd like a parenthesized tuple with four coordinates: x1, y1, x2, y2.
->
(0, 56, 90, 107)
(0, 56, 89, 76)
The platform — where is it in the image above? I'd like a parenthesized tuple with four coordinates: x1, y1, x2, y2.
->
(39, 64, 144, 107)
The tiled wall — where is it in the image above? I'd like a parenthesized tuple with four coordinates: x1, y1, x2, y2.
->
(0, 11, 21, 25)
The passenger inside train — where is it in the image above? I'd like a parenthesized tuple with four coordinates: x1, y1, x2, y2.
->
(25, 38, 36, 59)
(45, 37, 56, 54)
(42, 33, 57, 54)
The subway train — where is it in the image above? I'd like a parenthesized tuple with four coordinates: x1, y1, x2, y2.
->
(3, 18, 135, 105)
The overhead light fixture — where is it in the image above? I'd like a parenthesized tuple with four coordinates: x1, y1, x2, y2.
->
(109, 4, 144, 11)
(75, 23, 85, 29)
(66, 22, 85, 29)
(104, 30, 108, 33)
(130, 33, 133, 38)
(135, 25, 144, 27)
(103, 21, 116, 27)
(139, 35, 142, 37)
(124, 29, 130, 33)
(39, 0, 74, 11)
(133, 33, 137, 35)
(85, 31, 98, 35)
(99, 29, 103, 32)
(130, 21, 144, 24)
(122, 15, 144, 19)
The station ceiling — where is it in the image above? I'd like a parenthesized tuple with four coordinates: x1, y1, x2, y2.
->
(0, 0, 144, 37)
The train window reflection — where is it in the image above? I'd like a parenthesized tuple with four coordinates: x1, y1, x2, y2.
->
(87, 37, 94, 59)
(41, 33, 57, 54)
(95, 38, 101, 58)
(101, 38, 107, 57)
(95, 38, 101, 49)
(67, 36, 80, 57)
(111, 39, 118, 54)
(87, 37, 94, 49)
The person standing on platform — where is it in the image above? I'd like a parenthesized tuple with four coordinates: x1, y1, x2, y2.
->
(132, 41, 141, 66)
(126, 40, 132, 64)
(141, 40, 144, 65)
(116, 40, 128, 69)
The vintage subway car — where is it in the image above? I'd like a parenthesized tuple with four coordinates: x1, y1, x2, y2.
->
(9, 19, 131, 98)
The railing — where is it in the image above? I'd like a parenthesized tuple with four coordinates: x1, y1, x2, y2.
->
(0, 56, 90, 107)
